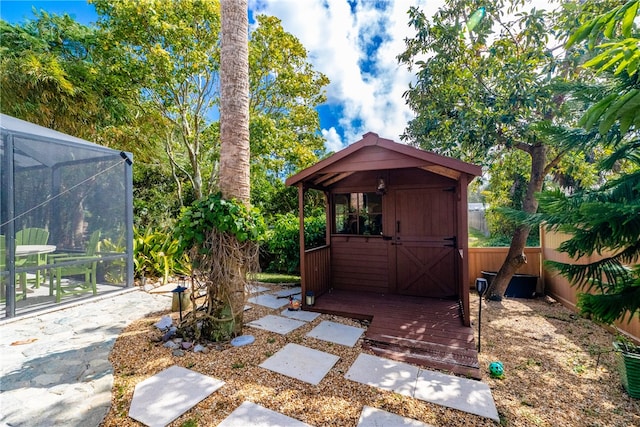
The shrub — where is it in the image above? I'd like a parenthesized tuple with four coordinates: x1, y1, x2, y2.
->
(263, 212, 326, 274)
(133, 227, 190, 283)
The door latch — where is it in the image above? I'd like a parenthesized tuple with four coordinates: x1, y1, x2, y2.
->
(444, 236, 457, 248)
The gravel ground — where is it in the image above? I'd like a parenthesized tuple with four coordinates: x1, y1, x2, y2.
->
(102, 286, 640, 426)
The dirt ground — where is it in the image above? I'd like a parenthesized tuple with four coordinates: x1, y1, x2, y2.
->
(102, 287, 640, 426)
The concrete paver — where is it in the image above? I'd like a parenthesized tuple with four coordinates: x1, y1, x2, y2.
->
(128, 365, 224, 426)
(246, 293, 289, 309)
(306, 320, 365, 347)
(218, 401, 312, 427)
(357, 406, 434, 427)
(246, 314, 305, 334)
(259, 343, 340, 386)
(345, 353, 500, 422)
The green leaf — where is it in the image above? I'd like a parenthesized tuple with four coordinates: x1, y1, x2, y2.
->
(566, 20, 596, 48)
(622, 0, 639, 38)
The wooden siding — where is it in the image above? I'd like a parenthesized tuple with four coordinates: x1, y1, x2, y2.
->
(330, 236, 388, 293)
(389, 168, 453, 188)
(468, 247, 543, 293)
(541, 228, 640, 343)
(304, 245, 331, 296)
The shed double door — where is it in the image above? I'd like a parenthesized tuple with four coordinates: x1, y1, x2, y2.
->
(392, 188, 457, 298)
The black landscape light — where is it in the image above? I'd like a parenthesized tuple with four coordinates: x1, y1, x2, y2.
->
(171, 285, 188, 322)
(475, 278, 488, 353)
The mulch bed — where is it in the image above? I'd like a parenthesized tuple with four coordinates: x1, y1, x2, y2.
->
(102, 286, 640, 426)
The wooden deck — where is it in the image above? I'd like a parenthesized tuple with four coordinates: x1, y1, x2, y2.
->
(308, 290, 481, 379)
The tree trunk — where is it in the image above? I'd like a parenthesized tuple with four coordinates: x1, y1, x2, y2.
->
(219, 0, 250, 336)
(220, 0, 250, 205)
(487, 143, 546, 299)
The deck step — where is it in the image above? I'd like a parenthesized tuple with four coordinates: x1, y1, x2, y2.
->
(364, 339, 482, 380)
(365, 332, 477, 355)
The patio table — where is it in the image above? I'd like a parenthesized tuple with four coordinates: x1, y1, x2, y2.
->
(15, 245, 57, 288)
(16, 245, 57, 257)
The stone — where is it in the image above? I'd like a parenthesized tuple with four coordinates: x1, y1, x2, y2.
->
(154, 315, 173, 330)
(163, 341, 179, 349)
(193, 344, 205, 353)
(162, 329, 176, 342)
(172, 349, 185, 357)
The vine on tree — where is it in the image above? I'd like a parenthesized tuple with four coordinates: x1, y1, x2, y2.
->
(174, 193, 265, 341)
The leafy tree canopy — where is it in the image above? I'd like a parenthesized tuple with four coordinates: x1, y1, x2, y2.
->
(92, 0, 329, 204)
(537, 0, 640, 324)
(397, 0, 619, 297)
(0, 10, 134, 140)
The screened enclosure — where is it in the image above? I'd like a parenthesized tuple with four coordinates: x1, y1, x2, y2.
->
(1, 114, 134, 318)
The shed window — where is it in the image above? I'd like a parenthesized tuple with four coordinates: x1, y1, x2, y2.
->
(334, 192, 382, 235)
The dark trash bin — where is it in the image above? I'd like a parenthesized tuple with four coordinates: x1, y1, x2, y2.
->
(481, 271, 538, 298)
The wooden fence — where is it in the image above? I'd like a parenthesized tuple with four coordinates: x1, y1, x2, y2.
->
(468, 247, 543, 293)
(540, 228, 640, 343)
(469, 228, 640, 342)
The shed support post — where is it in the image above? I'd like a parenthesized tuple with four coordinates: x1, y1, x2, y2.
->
(458, 174, 471, 327)
(324, 191, 330, 246)
(297, 183, 306, 299)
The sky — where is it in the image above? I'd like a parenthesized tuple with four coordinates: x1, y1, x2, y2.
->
(1, 0, 555, 152)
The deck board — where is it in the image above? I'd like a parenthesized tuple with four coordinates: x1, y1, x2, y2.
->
(309, 289, 481, 379)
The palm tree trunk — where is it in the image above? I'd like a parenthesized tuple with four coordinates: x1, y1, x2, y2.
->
(219, 0, 250, 336)
(220, 0, 250, 205)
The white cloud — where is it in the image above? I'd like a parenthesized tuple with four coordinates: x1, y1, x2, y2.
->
(249, 0, 445, 149)
(249, 0, 554, 150)
(321, 127, 343, 153)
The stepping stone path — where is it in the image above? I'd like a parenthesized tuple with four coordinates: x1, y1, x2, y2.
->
(280, 308, 320, 322)
(345, 353, 500, 422)
(245, 284, 271, 294)
(306, 320, 364, 347)
(218, 401, 312, 427)
(246, 314, 305, 335)
(130, 286, 498, 425)
(259, 343, 340, 385)
(247, 293, 290, 309)
(128, 366, 225, 426)
(357, 405, 434, 427)
(272, 286, 302, 297)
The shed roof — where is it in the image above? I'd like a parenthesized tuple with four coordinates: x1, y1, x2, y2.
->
(286, 132, 482, 189)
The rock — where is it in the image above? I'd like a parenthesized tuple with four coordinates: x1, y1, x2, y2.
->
(172, 349, 185, 357)
(161, 329, 176, 342)
(193, 344, 205, 353)
(154, 315, 173, 330)
(181, 342, 192, 350)
(163, 341, 178, 349)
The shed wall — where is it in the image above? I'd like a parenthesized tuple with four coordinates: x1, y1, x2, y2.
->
(330, 236, 388, 292)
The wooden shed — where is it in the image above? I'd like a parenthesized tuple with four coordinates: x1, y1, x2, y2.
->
(286, 132, 482, 327)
